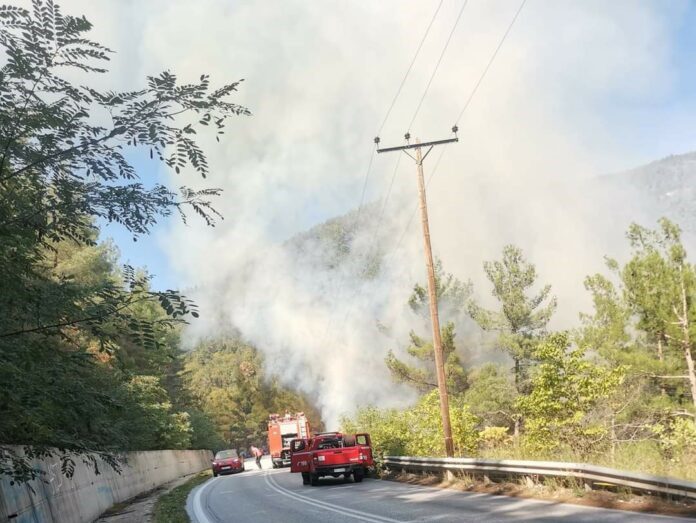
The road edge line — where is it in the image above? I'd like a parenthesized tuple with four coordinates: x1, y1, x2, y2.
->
(191, 477, 218, 523)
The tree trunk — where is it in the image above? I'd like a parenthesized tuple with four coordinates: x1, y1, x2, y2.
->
(514, 358, 520, 390)
(513, 358, 522, 439)
(657, 335, 664, 362)
(658, 335, 667, 396)
(678, 275, 696, 422)
(610, 414, 616, 465)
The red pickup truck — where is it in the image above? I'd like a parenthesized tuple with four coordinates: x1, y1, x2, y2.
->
(289, 432, 374, 486)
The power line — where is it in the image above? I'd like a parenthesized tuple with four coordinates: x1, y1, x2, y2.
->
(390, 0, 527, 260)
(455, 0, 527, 125)
(408, 0, 469, 132)
(377, 0, 444, 136)
(319, 2, 448, 347)
(355, 142, 377, 215)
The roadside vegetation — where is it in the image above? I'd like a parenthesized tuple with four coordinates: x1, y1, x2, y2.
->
(343, 219, 696, 481)
(153, 470, 211, 523)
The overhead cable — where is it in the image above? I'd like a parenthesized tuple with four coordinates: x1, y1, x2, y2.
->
(408, 0, 469, 132)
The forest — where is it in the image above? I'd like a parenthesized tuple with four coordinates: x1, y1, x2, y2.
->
(343, 218, 696, 480)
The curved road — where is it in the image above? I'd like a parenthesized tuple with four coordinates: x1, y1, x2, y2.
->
(188, 458, 693, 522)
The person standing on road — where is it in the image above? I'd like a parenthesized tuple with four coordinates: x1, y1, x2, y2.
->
(251, 445, 262, 469)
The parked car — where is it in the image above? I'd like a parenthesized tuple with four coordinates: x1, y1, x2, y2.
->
(211, 449, 245, 476)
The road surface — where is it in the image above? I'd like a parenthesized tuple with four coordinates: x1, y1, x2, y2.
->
(188, 458, 693, 522)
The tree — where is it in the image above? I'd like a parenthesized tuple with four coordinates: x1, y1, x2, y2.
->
(463, 363, 517, 430)
(580, 220, 696, 464)
(517, 333, 624, 454)
(341, 391, 479, 458)
(469, 245, 556, 435)
(620, 219, 696, 418)
(385, 260, 471, 394)
(181, 337, 323, 449)
(0, 0, 249, 340)
(0, 0, 249, 481)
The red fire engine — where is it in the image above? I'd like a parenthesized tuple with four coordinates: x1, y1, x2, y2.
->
(267, 412, 311, 468)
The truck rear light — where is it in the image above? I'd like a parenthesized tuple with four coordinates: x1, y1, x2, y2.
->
(315, 455, 325, 462)
(359, 454, 366, 460)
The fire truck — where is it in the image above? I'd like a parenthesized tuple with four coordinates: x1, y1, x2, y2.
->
(267, 412, 311, 468)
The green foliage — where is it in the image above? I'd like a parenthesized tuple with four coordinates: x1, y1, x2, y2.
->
(366, 220, 696, 479)
(340, 406, 410, 458)
(181, 337, 323, 449)
(408, 259, 472, 318)
(469, 245, 557, 391)
(386, 323, 467, 393)
(342, 391, 479, 458)
(517, 333, 624, 453)
(187, 410, 226, 452)
(0, 0, 248, 482)
(580, 219, 696, 454)
(478, 426, 511, 450)
(580, 273, 633, 363)
(0, 235, 222, 481)
(386, 261, 470, 394)
(652, 417, 696, 459)
(463, 364, 517, 429)
(123, 376, 192, 450)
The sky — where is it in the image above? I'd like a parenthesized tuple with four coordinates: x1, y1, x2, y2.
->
(32, 0, 696, 424)
(73, 0, 696, 292)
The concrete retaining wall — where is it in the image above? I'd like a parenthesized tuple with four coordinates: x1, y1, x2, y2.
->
(0, 447, 212, 523)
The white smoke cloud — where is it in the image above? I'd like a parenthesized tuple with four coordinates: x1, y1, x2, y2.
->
(64, 0, 693, 426)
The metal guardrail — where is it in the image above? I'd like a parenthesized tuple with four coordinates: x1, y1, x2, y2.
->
(383, 455, 696, 501)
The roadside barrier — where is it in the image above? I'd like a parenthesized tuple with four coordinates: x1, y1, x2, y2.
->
(383, 455, 696, 500)
(0, 446, 212, 523)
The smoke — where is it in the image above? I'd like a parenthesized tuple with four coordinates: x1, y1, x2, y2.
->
(68, 0, 693, 427)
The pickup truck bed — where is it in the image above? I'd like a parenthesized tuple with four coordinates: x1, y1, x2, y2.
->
(289, 432, 374, 486)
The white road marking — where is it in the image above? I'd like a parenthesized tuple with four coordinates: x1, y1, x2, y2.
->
(192, 477, 220, 523)
(264, 472, 411, 523)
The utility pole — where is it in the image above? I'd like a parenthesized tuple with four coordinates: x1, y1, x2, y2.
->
(375, 128, 458, 457)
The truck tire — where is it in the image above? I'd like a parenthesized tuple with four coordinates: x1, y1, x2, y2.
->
(354, 469, 364, 483)
(302, 472, 310, 485)
(310, 473, 319, 486)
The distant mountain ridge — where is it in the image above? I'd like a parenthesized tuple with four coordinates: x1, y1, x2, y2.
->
(599, 151, 696, 233)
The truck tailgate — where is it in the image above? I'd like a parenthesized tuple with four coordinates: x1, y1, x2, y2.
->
(315, 447, 360, 466)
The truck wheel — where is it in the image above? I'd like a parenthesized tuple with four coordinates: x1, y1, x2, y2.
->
(302, 472, 310, 485)
(310, 473, 319, 486)
(354, 469, 364, 483)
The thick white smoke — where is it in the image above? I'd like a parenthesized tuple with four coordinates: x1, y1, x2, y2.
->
(65, 0, 694, 427)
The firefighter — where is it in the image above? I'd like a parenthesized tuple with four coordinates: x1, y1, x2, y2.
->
(250, 445, 263, 469)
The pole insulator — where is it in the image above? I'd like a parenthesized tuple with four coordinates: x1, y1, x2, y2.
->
(374, 136, 380, 145)
(404, 132, 411, 142)
(451, 125, 458, 135)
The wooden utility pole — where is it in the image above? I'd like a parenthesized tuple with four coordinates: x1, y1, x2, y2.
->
(376, 129, 458, 457)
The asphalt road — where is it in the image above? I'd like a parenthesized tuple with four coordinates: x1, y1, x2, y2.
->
(187, 458, 693, 523)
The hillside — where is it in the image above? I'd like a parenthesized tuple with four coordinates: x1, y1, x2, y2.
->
(598, 151, 696, 234)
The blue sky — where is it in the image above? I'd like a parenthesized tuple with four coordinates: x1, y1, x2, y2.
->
(97, 149, 178, 290)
